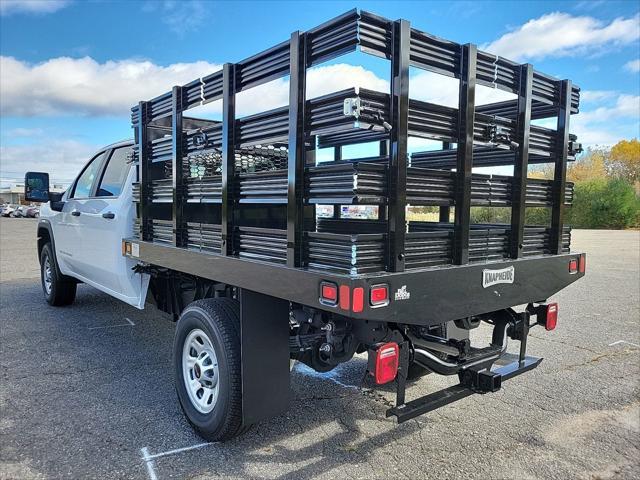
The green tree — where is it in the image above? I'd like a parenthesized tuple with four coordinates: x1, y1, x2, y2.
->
(607, 139, 640, 185)
(567, 178, 640, 229)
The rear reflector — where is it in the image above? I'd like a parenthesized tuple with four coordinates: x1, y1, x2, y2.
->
(543, 303, 558, 331)
(370, 284, 389, 307)
(339, 285, 350, 310)
(369, 342, 399, 385)
(352, 287, 364, 313)
(579, 254, 586, 273)
(569, 259, 578, 273)
(320, 282, 338, 305)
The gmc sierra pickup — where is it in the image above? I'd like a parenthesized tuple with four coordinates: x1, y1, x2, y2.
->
(25, 9, 585, 441)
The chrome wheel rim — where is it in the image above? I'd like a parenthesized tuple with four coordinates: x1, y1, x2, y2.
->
(182, 329, 219, 414)
(43, 256, 52, 295)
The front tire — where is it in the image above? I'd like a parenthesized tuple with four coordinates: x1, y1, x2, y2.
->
(173, 298, 246, 441)
(40, 243, 76, 306)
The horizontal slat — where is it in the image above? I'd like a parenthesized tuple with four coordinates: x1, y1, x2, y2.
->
(305, 231, 386, 274)
(236, 40, 290, 91)
(306, 162, 387, 204)
(409, 28, 460, 77)
(308, 9, 360, 66)
(358, 10, 392, 59)
(236, 227, 287, 264)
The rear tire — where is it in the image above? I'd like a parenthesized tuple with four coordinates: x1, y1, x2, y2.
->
(40, 243, 76, 306)
(173, 298, 247, 441)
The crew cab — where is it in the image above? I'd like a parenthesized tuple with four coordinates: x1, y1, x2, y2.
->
(25, 9, 585, 441)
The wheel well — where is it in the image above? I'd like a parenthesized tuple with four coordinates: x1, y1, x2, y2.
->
(37, 226, 51, 260)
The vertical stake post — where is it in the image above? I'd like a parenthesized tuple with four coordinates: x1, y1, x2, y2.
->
(137, 101, 150, 241)
(453, 44, 477, 265)
(332, 146, 341, 219)
(387, 19, 410, 272)
(221, 63, 236, 256)
(510, 64, 533, 258)
(550, 80, 572, 254)
(287, 31, 307, 268)
(439, 141, 452, 223)
(171, 86, 184, 247)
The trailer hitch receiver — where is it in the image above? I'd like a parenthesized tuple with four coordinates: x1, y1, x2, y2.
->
(460, 368, 502, 393)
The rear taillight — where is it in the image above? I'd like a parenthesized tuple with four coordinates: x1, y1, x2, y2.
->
(339, 285, 350, 310)
(370, 284, 389, 307)
(368, 342, 399, 385)
(579, 254, 586, 273)
(320, 282, 338, 305)
(352, 287, 364, 313)
(569, 259, 578, 274)
(538, 302, 558, 331)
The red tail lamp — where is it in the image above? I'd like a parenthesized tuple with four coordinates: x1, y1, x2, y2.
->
(320, 282, 338, 306)
(368, 342, 400, 385)
(352, 287, 364, 313)
(370, 284, 389, 307)
(339, 285, 350, 310)
(569, 259, 578, 274)
(538, 302, 558, 331)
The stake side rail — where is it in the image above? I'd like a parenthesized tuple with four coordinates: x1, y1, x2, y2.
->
(129, 8, 581, 279)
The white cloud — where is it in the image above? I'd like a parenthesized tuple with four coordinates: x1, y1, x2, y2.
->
(0, 56, 222, 117)
(482, 12, 640, 61)
(624, 59, 640, 73)
(0, 139, 99, 184)
(571, 93, 640, 147)
(409, 71, 516, 107)
(0, 0, 70, 15)
(576, 94, 640, 123)
(0, 56, 390, 119)
(579, 90, 617, 103)
(2, 127, 44, 137)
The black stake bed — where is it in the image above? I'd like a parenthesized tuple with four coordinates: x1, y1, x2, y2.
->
(126, 8, 585, 325)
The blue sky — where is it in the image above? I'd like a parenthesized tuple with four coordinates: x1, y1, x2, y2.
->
(1, 0, 639, 186)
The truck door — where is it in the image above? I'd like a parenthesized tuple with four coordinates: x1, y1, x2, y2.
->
(55, 150, 108, 275)
(63, 145, 149, 308)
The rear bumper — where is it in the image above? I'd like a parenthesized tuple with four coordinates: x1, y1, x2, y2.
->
(126, 239, 584, 327)
(359, 252, 585, 326)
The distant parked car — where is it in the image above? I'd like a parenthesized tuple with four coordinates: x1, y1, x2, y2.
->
(1, 204, 17, 217)
(26, 206, 40, 218)
(14, 206, 27, 217)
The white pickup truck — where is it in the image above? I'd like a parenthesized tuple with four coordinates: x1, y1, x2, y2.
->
(24, 9, 586, 443)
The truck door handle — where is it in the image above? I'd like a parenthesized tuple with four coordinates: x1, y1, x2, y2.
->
(102, 212, 115, 219)
(71, 210, 81, 216)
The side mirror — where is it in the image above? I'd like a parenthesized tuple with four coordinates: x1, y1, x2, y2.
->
(24, 172, 50, 203)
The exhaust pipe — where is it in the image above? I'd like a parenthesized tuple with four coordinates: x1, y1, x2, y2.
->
(412, 321, 509, 376)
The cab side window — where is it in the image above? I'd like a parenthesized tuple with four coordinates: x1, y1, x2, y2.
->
(72, 152, 106, 199)
(97, 147, 131, 197)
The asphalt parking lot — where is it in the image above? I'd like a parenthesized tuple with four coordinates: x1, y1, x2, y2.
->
(1, 217, 638, 480)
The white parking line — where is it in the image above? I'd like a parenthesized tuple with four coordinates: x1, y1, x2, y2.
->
(140, 447, 157, 480)
(87, 317, 135, 330)
(140, 443, 213, 480)
(608, 340, 640, 348)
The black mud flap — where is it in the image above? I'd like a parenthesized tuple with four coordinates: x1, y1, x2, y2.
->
(239, 289, 290, 427)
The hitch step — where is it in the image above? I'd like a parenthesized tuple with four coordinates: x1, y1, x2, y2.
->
(386, 355, 542, 423)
